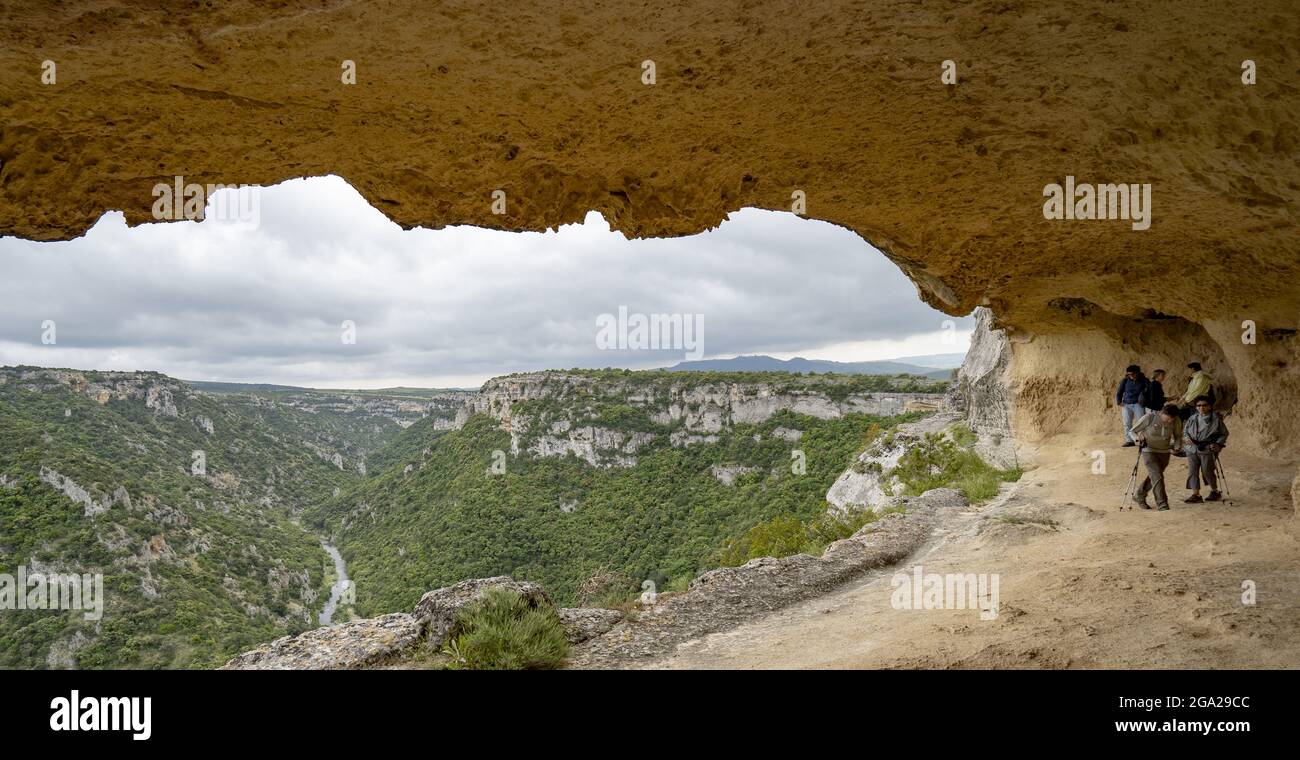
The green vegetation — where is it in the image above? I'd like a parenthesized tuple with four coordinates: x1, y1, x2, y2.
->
(888, 426, 1021, 503)
(0, 368, 370, 668)
(441, 587, 568, 670)
(309, 407, 925, 613)
(714, 505, 904, 567)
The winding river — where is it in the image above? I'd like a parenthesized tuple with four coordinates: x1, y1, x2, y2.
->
(319, 543, 350, 626)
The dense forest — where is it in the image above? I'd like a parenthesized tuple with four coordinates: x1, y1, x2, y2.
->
(0, 368, 414, 668)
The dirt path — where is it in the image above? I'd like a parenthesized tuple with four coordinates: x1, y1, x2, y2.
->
(645, 436, 1300, 669)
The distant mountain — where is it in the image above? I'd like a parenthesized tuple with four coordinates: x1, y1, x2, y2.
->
(663, 355, 956, 380)
(887, 352, 967, 370)
(187, 380, 311, 394)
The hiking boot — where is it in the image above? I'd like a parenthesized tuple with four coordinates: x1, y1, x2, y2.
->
(1122, 441, 1136, 447)
(1132, 495, 1151, 509)
(1206, 491, 1223, 502)
(1157, 505, 1170, 511)
(1184, 494, 1203, 504)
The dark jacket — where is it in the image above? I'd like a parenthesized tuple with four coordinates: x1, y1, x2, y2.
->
(1141, 380, 1165, 410)
(1116, 375, 1149, 405)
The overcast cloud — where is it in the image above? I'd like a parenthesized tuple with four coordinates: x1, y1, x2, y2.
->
(0, 176, 970, 388)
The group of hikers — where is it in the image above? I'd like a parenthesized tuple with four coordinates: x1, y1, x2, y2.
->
(1114, 361, 1229, 511)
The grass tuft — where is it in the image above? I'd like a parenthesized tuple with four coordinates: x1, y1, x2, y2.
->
(442, 587, 569, 670)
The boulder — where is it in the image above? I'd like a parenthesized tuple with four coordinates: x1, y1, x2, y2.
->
(557, 608, 625, 644)
(221, 613, 421, 670)
(413, 576, 552, 646)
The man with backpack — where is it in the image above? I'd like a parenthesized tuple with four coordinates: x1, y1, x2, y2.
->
(1183, 395, 1229, 503)
(1178, 361, 1215, 420)
(1115, 364, 1150, 447)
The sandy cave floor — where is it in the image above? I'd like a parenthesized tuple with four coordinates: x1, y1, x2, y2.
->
(643, 436, 1300, 669)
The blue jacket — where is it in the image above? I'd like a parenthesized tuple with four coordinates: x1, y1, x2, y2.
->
(1116, 375, 1149, 405)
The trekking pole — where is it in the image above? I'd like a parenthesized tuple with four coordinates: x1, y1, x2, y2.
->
(1213, 451, 1233, 506)
(1120, 443, 1143, 510)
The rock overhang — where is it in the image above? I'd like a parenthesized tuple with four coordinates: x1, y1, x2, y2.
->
(1, 0, 1297, 458)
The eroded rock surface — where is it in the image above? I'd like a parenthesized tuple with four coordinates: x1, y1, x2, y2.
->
(222, 612, 422, 670)
(557, 607, 625, 645)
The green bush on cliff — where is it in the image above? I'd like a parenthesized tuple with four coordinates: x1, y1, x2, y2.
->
(714, 506, 898, 567)
(889, 428, 1020, 502)
(442, 588, 568, 670)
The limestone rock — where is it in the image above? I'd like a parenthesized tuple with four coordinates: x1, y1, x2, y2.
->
(221, 613, 421, 670)
(825, 412, 958, 514)
(412, 576, 551, 647)
(475, 371, 947, 468)
(557, 608, 624, 644)
(710, 463, 758, 486)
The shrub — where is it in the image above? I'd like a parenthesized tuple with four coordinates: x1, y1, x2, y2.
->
(715, 513, 809, 567)
(443, 588, 569, 670)
(715, 505, 901, 566)
(889, 432, 1020, 503)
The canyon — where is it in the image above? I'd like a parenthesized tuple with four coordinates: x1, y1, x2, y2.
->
(2, 361, 949, 667)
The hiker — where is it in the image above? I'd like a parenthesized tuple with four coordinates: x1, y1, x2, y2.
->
(1130, 403, 1183, 511)
(1142, 369, 1167, 413)
(1115, 364, 1149, 447)
(1178, 361, 1215, 420)
(1182, 395, 1229, 503)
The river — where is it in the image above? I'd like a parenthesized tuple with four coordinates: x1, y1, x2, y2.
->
(319, 543, 350, 626)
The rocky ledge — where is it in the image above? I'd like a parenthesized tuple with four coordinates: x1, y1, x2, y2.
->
(222, 577, 623, 670)
(568, 487, 968, 668)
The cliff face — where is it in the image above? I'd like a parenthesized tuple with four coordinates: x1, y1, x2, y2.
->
(950, 308, 1018, 468)
(470, 371, 948, 467)
(0, 2, 1295, 502)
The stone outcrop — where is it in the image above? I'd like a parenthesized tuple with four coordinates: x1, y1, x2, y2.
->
(950, 308, 1018, 469)
(825, 412, 959, 514)
(474, 371, 947, 467)
(413, 576, 551, 646)
(556, 608, 625, 645)
(223, 575, 628, 668)
(222, 613, 423, 670)
(38, 467, 132, 518)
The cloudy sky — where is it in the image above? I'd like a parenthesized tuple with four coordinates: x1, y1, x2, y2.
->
(0, 176, 970, 388)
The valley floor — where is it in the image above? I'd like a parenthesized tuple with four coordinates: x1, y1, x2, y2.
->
(638, 436, 1300, 669)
